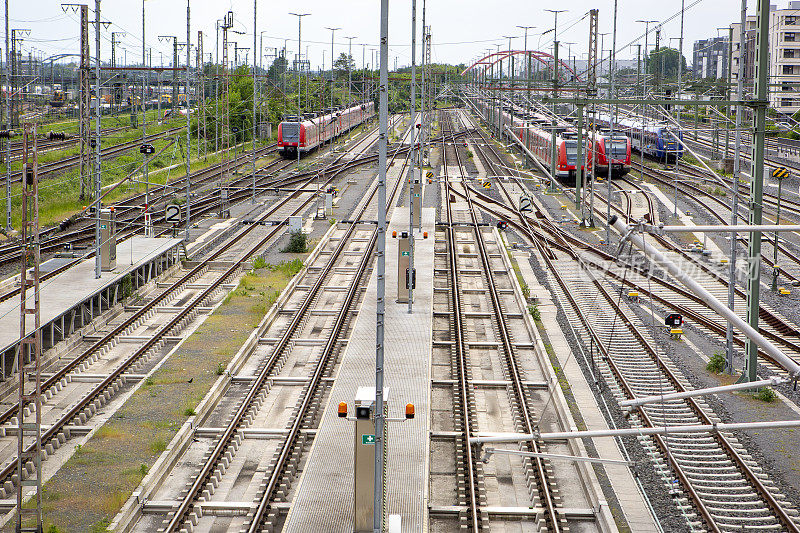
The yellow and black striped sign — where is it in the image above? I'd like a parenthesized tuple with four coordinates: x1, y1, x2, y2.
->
(773, 166, 790, 179)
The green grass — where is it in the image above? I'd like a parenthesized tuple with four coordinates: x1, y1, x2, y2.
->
(1, 133, 274, 232)
(528, 303, 541, 322)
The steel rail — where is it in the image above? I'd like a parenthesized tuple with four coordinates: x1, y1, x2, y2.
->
(168, 117, 416, 532)
(440, 111, 482, 532)
(451, 112, 563, 532)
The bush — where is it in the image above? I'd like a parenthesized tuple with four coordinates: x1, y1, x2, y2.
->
(251, 255, 268, 270)
(183, 407, 196, 416)
(706, 352, 726, 374)
(216, 362, 225, 376)
(528, 303, 541, 322)
(755, 387, 777, 402)
(282, 230, 308, 253)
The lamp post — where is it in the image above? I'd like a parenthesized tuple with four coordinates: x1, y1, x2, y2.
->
(545, 10, 566, 192)
(345, 36, 356, 107)
(290, 12, 310, 209)
(517, 25, 535, 165)
(326, 27, 340, 109)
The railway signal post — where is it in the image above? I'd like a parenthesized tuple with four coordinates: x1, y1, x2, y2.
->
(771, 167, 790, 292)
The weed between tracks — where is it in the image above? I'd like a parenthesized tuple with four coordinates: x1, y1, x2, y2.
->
(31, 260, 302, 532)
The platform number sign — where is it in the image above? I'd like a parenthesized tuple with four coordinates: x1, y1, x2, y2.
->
(362, 434, 375, 445)
(665, 313, 683, 328)
(165, 204, 181, 224)
(773, 167, 790, 180)
(519, 195, 532, 213)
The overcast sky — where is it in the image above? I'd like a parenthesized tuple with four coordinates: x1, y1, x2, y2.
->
(15, 0, 768, 71)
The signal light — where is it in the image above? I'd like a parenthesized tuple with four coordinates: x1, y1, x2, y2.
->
(405, 403, 415, 419)
(392, 230, 397, 238)
(423, 232, 428, 239)
(338, 402, 348, 418)
(0, 129, 15, 139)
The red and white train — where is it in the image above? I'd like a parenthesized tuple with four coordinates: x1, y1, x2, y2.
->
(472, 95, 631, 181)
(277, 102, 375, 157)
(591, 130, 631, 177)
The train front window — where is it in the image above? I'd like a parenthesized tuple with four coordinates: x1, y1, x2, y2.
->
(605, 139, 627, 159)
(565, 140, 578, 164)
(282, 123, 300, 142)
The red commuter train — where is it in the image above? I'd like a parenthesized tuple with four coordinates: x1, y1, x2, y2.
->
(592, 132, 631, 177)
(277, 102, 375, 158)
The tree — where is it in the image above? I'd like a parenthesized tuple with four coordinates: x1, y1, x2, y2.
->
(645, 47, 687, 81)
(268, 55, 288, 83)
(334, 53, 355, 80)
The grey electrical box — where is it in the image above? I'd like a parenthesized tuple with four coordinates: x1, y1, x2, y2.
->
(353, 386, 388, 533)
(288, 216, 302, 234)
(100, 208, 116, 271)
(396, 232, 411, 303)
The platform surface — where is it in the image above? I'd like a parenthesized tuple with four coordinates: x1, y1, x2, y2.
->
(0, 236, 182, 354)
(284, 207, 435, 532)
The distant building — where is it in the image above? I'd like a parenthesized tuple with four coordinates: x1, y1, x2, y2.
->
(731, 2, 800, 114)
(692, 37, 729, 79)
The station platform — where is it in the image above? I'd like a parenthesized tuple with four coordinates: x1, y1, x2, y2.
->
(0, 236, 183, 378)
(284, 207, 436, 532)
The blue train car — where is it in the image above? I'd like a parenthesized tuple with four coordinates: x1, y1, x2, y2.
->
(597, 113, 684, 163)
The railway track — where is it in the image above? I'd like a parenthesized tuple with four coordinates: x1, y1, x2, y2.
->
(155, 116, 416, 533)
(461, 103, 800, 532)
(0, 116, 405, 525)
(1, 126, 185, 185)
(438, 108, 584, 531)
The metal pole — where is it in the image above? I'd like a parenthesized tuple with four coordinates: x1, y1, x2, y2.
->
(576, 103, 584, 220)
(143, 0, 148, 212)
(420, 0, 427, 166)
(4, 0, 9, 231)
(252, 0, 257, 203)
(185, 0, 190, 240)
(290, 13, 309, 210)
(374, 0, 389, 530)
(94, 0, 101, 279)
(409, 0, 417, 314)
(347, 36, 355, 107)
(326, 27, 339, 109)
(742, 0, 769, 384)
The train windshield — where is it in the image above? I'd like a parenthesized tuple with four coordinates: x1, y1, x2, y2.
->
(605, 139, 628, 159)
(564, 140, 578, 164)
(282, 122, 300, 142)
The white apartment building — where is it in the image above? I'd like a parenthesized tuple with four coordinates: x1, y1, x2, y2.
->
(732, 2, 800, 115)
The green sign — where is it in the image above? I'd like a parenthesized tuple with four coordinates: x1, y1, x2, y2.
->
(414, 193, 420, 197)
(362, 434, 375, 445)
(401, 251, 410, 256)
